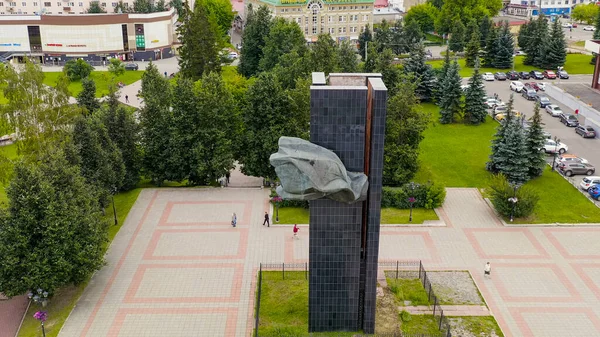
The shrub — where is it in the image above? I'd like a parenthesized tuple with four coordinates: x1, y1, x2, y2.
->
(381, 182, 446, 209)
(489, 174, 539, 219)
(400, 310, 412, 322)
(63, 59, 94, 81)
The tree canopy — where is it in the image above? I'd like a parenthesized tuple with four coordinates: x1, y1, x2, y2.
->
(435, 0, 503, 34)
(572, 3, 600, 25)
(404, 3, 439, 33)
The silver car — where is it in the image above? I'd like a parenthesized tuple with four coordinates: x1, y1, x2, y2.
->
(545, 104, 563, 117)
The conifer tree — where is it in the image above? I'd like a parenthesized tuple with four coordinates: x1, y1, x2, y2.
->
(483, 24, 498, 67)
(543, 19, 567, 69)
(525, 102, 547, 179)
(464, 26, 480, 68)
(375, 48, 401, 96)
(487, 94, 530, 184)
(358, 24, 373, 61)
(449, 20, 466, 52)
(479, 15, 493, 46)
(238, 5, 272, 78)
(494, 21, 514, 69)
(404, 41, 436, 101)
(464, 58, 487, 125)
(533, 15, 549, 67)
(434, 48, 452, 103)
(338, 40, 359, 73)
(439, 59, 462, 124)
(77, 77, 100, 116)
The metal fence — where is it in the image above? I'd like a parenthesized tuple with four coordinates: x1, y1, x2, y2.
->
(254, 261, 451, 337)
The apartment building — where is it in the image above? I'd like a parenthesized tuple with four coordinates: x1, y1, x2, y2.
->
(507, 0, 597, 17)
(245, 0, 375, 42)
(0, 0, 139, 15)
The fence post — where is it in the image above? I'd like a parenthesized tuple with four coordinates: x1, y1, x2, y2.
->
(282, 263, 285, 280)
(432, 296, 437, 316)
(305, 262, 307, 280)
(428, 282, 432, 302)
(419, 260, 422, 280)
(439, 310, 444, 331)
(396, 261, 399, 279)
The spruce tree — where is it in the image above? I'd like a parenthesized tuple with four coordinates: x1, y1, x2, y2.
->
(449, 20, 466, 53)
(404, 41, 436, 102)
(375, 48, 401, 96)
(518, 18, 533, 52)
(525, 102, 547, 179)
(439, 59, 462, 124)
(177, 0, 221, 80)
(533, 15, 549, 68)
(363, 43, 377, 73)
(77, 77, 100, 115)
(338, 40, 359, 73)
(479, 15, 493, 46)
(494, 21, 514, 69)
(543, 19, 567, 69)
(434, 49, 451, 103)
(358, 24, 373, 61)
(238, 5, 272, 78)
(464, 27, 480, 68)
(464, 58, 487, 125)
(483, 24, 498, 67)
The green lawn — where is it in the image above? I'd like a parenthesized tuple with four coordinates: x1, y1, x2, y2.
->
(276, 207, 439, 225)
(447, 316, 504, 337)
(257, 271, 361, 337)
(17, 187, 143, 337)
(387, 278, 431, 306)
(400, 314, 442, 335)
(573, 40, 586, 48)
(43, 70, 144, 98)
(427, 54, 593, 77)
(415, 104, 600, 224)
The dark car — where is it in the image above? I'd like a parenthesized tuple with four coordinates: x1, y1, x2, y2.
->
(558, 70, 569, 79)
(559, 113, 579, 127)
(575, 125, 596, 138)
(559, 162, 596, 177)
(494, 72, 507, 80)
(535, 95, 551, 108)
(521, 88, 537, 100)
(518, 71, 530, 79)
(124, 63, 139, 71)
(529, 70, 544, 80)
(543, 70, 557, 79)
(506, 70, 519, 80)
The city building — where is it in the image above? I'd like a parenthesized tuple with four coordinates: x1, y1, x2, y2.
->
(507, 0, 597, 17)
(0, 9, 177, 63)
(244, 0, 375, 43)
(0, 0, 142, 15)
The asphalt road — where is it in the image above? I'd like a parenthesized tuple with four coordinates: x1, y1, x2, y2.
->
(474, 75, 600, 205)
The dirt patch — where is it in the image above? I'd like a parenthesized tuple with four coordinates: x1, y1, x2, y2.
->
(427, 271, 484, 306)
(375, 284, 401, 334)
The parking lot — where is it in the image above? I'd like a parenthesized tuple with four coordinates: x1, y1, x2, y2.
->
(474, 75, 600, 204)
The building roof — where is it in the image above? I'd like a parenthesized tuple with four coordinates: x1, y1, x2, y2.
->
(231, 0, 245, 15)
(374, 0, 387, 7)
(257, 0, 374, 6)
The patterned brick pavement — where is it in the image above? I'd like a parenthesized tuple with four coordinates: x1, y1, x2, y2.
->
(57, 186, 600, 337)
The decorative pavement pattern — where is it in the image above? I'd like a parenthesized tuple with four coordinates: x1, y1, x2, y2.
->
(56, 179, 600, 337)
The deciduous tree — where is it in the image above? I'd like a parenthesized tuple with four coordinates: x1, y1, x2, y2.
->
(358, 24, 373, 60)
(133, 0, 154, 12)
(572, 3, 599, 25)
(0, 148, 107, 297)
(404, 2, 439, 33)
(203, 0, 234, 37)
(435, 0, 502, 34)
(108, 58, 125, 77)
(87, 1, 106, 13)
(310, 34, 340, 75)
(260, 18, 306, 71)
(238, 5, 272, 78)
(64, 59, 94, 81)
(375, 48, 400, 96)
(338, 40, 359, 73)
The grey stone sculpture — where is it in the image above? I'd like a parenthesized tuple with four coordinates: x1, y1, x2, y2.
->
(269, 136, 368, 203)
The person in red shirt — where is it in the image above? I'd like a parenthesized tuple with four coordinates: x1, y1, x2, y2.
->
(293, 224, 299, 239)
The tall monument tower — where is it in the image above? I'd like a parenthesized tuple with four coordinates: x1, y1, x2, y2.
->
(308, 72, 387, 333)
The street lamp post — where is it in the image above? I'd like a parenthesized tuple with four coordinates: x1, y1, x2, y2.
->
(272, 196, 282, 223)
(111, 186, 118, 226)
(507, 184, 520, 222)
(407, 182, 417, 223)
(28, 289, 49, 337)
(551, 136, 561, 172)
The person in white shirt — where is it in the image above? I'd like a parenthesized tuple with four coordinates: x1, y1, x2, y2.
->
(484, 262, 491, 278)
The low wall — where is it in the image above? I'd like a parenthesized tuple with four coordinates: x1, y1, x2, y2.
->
(544, 84, 600, 138)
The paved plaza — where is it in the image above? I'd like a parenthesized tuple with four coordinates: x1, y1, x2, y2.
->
(55, 177, 600, 336)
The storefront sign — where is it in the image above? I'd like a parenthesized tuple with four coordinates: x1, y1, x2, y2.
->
(151, 39, 159, 43)
(0, 43, 21, 47)
(45, 43, 63, 47)
(45, 43, 87, 48)
(66, 44, 86, 48)
(280, 0, 306, 4)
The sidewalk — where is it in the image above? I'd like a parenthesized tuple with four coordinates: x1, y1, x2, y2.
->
(402, 305, 490, 317)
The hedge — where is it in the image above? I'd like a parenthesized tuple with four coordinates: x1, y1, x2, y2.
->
(271, 182, 446, 210)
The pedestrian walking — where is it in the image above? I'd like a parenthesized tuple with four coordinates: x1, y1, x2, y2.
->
(494, 93, 498, 100)
(293, 224, 299, 239)
(164, 71, 168, 78)
(484, 262, 491, 278)
(225, 171, 230, 184)
(232, 212, 237, 227)
(262, 212, 270, 227)
(575, 109, 579, 115)
(125, 95, 129, 103)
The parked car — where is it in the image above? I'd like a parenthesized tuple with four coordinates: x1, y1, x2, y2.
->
(493, 105, 508, 115)
(525, 82, 541, 91)
(506, 70, 520, 80)
(583, 26, 596, 31)
(545, 104, 563, 117)
(558, 155, 589, 168)
(575, 125, 597, 138)
(485, 98, 502, 109)
(580, 176, 600, 191)
(228, 51, 239, 59)
(541, 139, 568, 154)
(543, 70, 557, 79)
(124, 63, 139, 71)
(482, 72, 495, 81)
(460, 84, 470, 92)
(555, 71, 568, 80)
(588, 185, 600, 200)
(494, 72, 507, 80)
(510, 81, 525, 92)
(559, 162, 596, 177)
(495, 110, 522, 121)
(537, 82, 547, 91)
(515, 50, 527, 56)
(559, 113, 579, 127)
(562, 22, 573, 28)
(530, 70, 544, 80)
(518, 71, 531, 80)
(523, 122, 552, 138)
(521, 88, 537, 100)
(535, 95, 551, 108)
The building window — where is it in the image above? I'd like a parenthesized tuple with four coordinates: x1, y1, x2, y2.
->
(56, 1, 59, 5)
(328, 16, 332, 22)
(312, 26, 317, 34)
(78, 1, 82, 5)
(111, 2, 116, 6)
(21, 2, 24, 5)
(0, 2, 4, 5)
(44, 1, 50, 5)
(68, 2, 73, 5)
(305, 27, 308, 34)
(350, 26, 356, 33)
(9, 1, 16, 5)
(57, 11, 62, 13)
(297, 17, 301, 24)
(313, 16, 317, 24)
(33, 1, 37, 5)
(329, 27, 334, 34)
(305, 17, 308, 24)
(330, 6, 334, 10)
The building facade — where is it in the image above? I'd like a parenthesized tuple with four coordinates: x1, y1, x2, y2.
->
(245, 0, 374, 42)
(0, 0, 143, 15)
(0, 9, 176, 63)
(507, 0, 597, 17)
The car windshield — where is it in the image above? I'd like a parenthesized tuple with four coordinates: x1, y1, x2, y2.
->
(584, 177, 592, 183)
(586, 127, 595, 131)
(541, 97, 549, 102)
(568, 116, 577, 120)
(553, 107, 561, 110)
